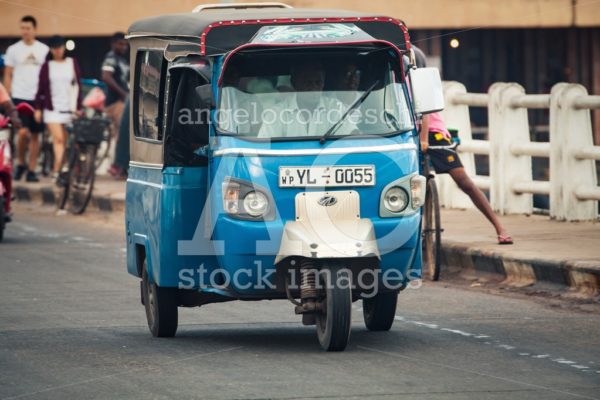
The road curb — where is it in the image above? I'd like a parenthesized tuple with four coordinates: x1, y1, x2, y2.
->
(441, 241, 600, 298)
(14, 182, 125, 214)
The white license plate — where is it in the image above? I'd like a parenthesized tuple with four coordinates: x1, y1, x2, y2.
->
(279, 165, 375, 187)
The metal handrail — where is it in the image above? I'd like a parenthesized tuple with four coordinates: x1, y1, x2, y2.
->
(192, 2, 293, 13)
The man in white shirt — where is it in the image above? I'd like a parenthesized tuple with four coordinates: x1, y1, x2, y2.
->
(259, 61, 358, 139)
(3, 15, 49, 182)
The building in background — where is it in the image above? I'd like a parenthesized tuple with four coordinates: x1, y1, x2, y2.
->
(1, 0, 599, 140)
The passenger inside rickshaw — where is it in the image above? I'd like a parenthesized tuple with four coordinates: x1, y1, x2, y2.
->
(217, 48, 414, 140)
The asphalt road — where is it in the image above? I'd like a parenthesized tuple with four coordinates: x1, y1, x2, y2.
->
(1, 203, 599, 400)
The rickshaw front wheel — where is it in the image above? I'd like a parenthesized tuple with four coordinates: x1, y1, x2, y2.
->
(316, 264, 352, 351)
(142, 264, 178, 337)
(362, 291, 398, 331)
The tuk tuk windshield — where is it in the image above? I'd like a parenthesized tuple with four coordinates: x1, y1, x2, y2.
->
(216, 48, 414, 140)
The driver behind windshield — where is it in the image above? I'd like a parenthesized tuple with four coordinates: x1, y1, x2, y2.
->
(334, 62, 361, 106)
(258, 60, 358, 138)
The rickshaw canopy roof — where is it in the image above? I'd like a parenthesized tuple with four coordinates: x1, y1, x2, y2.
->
(128, 8, 410, 56)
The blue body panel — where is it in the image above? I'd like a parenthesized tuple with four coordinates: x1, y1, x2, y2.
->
(126, 166, 220, 287)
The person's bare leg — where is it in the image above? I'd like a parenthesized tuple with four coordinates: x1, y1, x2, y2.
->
(16, 128, 29, 166)
(28, 132, 40, 173)
(448, 167, 510, 237)
(47, 123, 66, 173)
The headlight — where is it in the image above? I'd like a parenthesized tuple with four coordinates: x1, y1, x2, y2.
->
(243, 191, 269, 217)
(383, 187, 409, 213)
(410, 175, 427, 209)
(223, 182, 240, 214)
(222, 178, 273, 220)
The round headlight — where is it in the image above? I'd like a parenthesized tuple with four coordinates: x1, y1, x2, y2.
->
(384, 187, 409, 213)
(243, 191, 269, 217)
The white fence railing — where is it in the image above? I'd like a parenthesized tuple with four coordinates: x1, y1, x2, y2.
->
(439, 82, 600, 221)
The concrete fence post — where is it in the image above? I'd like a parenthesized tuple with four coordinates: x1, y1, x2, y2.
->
(487, 83, 533, 215)
(549, 83, 570, 220)
(551, 84, 598, 221)
(439, 81, 475, 209)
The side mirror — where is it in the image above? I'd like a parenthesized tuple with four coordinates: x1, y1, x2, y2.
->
(195, 84, 214, 108)
(408, 67, 444, 114)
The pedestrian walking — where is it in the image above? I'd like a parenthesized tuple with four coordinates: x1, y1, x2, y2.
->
(3, 15, 48, 182)
(33, 35, 82, 181)
(101, 32, 129, 179)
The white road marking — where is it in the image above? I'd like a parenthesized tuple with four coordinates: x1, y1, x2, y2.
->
(553, 358, 577, 364)
(571, 365, 590, 370)
(411, 321, 438, 329)
(391, 314, 597, 375)
(440, 328, 472, 337)
(498, 344, 516, 350)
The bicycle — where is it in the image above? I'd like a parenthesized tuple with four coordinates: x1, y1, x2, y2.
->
(56, 115, 111, 214)
(421, 131, 460, 281)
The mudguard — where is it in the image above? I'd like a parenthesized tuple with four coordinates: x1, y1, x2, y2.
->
(274, 191, 380, 264)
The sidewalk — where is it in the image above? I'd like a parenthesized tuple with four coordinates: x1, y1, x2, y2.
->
(441, 209, 600, 298)
(14, 177, 600, 298)
(14, 175, 125, 212)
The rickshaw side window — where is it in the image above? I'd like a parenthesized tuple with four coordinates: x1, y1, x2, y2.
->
(133, 49, 166, 141)
(164, 68, 210, 167)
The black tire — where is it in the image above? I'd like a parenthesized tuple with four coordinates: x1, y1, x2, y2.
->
(0, 196, 5, 242)
(67, 144, 97, 215)
(141, 262, 178, 338)
(422, 179, 442, 281)
(363, 291, 398, 331)
(316, 264, 352, 351)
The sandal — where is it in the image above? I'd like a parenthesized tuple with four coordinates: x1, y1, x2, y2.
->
(497, 234, 514, 245)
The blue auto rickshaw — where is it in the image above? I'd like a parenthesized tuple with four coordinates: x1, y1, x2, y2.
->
(126, 2, 444, 351)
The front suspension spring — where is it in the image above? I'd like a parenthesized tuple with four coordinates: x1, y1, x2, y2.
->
(300, 260, 318, 301)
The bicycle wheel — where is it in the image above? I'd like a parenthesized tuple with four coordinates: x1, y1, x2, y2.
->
(67, 143, 97, 214)
(422, 178, 442, 281)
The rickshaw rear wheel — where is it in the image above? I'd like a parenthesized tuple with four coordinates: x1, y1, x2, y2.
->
(316, 264, 352, 351)
(142, 264, 178, 338)
(362, 291, 398, 331)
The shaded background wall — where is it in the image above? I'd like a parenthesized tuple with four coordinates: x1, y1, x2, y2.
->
(0, 0, 599, 141)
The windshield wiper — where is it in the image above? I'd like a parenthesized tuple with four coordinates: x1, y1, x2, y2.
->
(319, 80, 380, 145)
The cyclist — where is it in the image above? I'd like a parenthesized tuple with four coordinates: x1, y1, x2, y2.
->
(414, 46, 513, 245)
